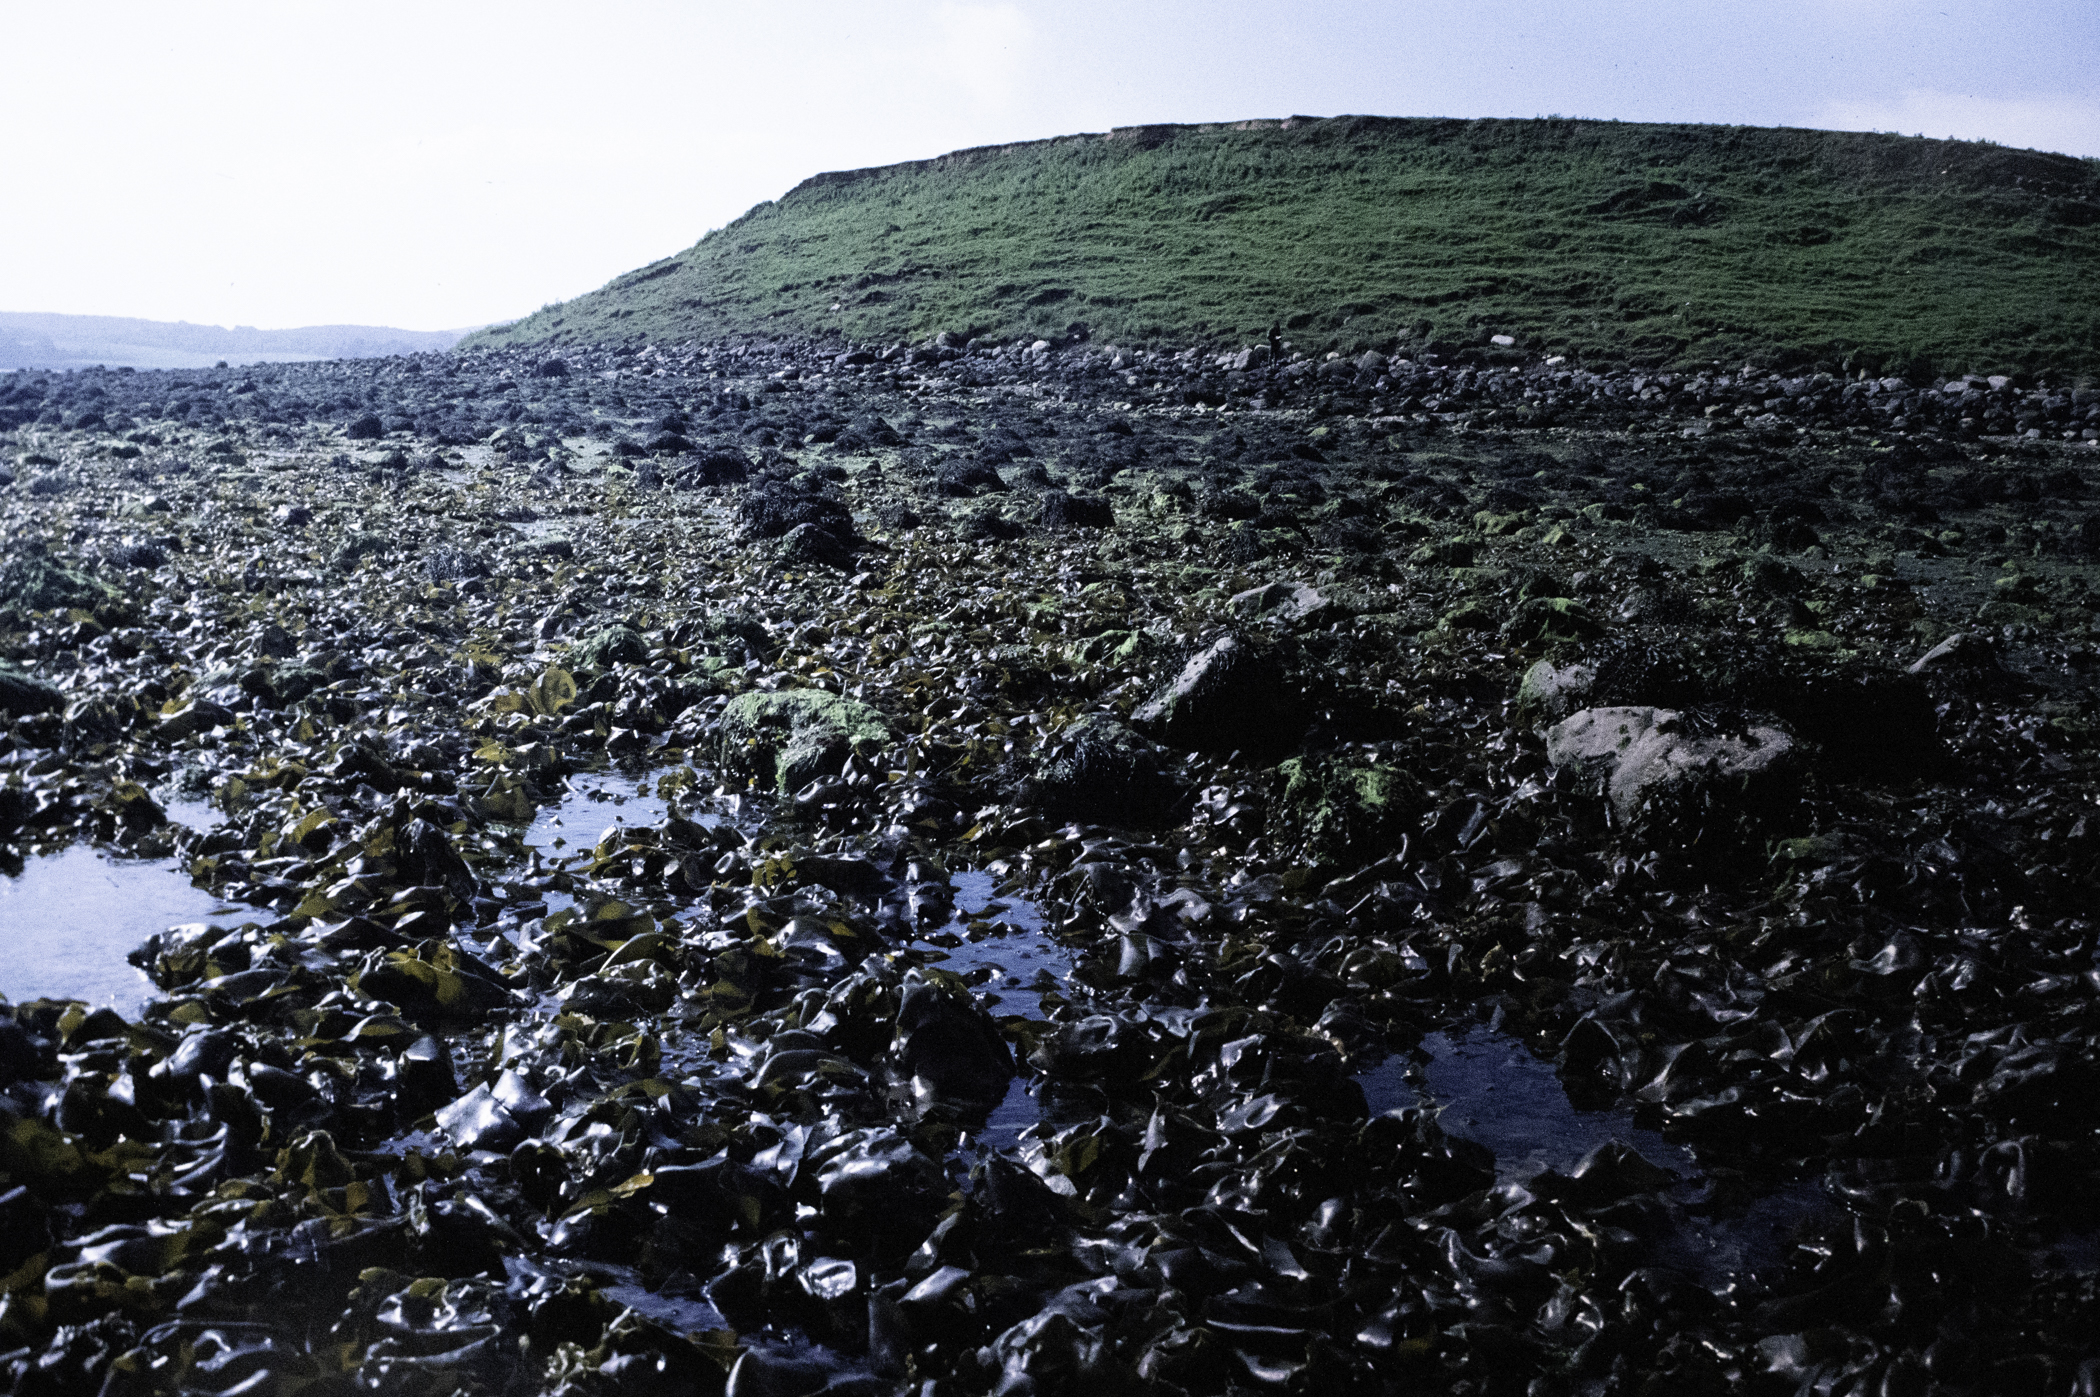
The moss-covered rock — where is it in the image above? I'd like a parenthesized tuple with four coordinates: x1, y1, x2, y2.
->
(720, 690, 891, 793)
(0, 543, 116, 620)
(1501, 595, 1603, 646)
(1278, 756, 1421, 869)
(1516, 659, 1597, 728)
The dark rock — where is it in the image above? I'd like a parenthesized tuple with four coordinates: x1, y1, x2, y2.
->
(0, 663, 62, 718)
(1016, 714, 1187, 825)
(344, 413, 384, 440)
(780, 522, 856, 570)
(572, 624, 649, 671)
(739, 479, 856, 541)
(935, 458, 1008, 496)
(890, 977, 1013, 1110)
(679, 450, 750, 487)
(1132, 634, 1299, 756)
(1039, 491, 1115, 530)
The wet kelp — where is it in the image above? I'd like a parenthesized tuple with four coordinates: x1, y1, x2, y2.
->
(0, 340, 2096, 1394)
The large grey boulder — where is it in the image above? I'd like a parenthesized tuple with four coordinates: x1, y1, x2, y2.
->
(1229, 580, 1332, 628)
(1546, 706, 1800, 849)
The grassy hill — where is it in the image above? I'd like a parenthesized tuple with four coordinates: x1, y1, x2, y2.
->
(468, 115, 2100, 378)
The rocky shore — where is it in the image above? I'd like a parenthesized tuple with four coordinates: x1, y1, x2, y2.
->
(0, 334, 2096, 1394)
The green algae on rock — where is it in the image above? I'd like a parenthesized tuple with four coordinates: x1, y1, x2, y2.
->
(719, 690, 891, 793)
(1277, 755, 1422, 869)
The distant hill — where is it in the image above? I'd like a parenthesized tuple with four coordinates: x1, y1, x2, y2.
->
(0, 312, 472, 372)
(467, 115, 2100, 378)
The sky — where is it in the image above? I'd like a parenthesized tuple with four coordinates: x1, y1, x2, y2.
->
(2, 0, 2094, 333)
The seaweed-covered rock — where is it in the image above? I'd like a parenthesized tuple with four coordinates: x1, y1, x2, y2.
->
(1501, 594, 1603, 646)
(779, 522, 855, 570)
(1277, 755, 1421, 868)
(1015, 714, 1187, 825)
(0, 543, 115, 618)
(935, 458, 1008, 496)
(739, 478, 856, 540)
(890, 976, 1013, 1110)
(720, 690, 891, 793)
(1039, 490, 1114, 530)
(678, 449, 750, 487)
(571, 624, 649, 671)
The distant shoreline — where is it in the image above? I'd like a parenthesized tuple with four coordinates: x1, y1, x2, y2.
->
(0, 310, 476, 372)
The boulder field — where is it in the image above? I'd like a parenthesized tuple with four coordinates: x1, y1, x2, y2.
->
(0, 335, 2095, 1393)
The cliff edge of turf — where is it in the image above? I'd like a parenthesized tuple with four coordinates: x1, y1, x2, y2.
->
(467, 115, 2100, 378)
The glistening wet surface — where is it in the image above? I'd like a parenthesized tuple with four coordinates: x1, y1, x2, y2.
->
(928, 872, 1071, 1156)
(0, 843, 238, 1013)
(520, 770, 680, 855)
(1414, 1026, 1697, 1180)
(926, 870, 1070, 1014)
(1354, 1027, 1842, 1284)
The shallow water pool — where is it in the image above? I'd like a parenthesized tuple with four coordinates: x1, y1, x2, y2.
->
(521, 770, 681, 856)
(0, 843, 238, 1012)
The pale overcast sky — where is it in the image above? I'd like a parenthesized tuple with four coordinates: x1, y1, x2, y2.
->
(2, 0, 2093, 332)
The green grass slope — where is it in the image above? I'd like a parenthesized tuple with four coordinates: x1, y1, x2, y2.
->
(469, 115, 2100, 377)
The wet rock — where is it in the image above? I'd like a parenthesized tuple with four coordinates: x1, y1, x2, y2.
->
(0, 662, 62, 718)
(1229, 580, 1332, 627)
(1132, 634, 1299, 756)
(1546, 705, 1801, 849)
(1501, 594, 1603, 646)
(780, 522, 856, 570)
(720, 690, 891, 793)
(890, 976, 1013, 1110)
(679, 449, 751, 487)
(1014, 714, 1187, 826)
(1277, 754, 1421, 869)
(740, 478, 856, 541)
(1515, 658, 1597, 727)
(572, 623, 650, 671)
(423, 546, 490, 582)
(0, 543, 116, 619)
(1038, 490, 1114, 530)
(935, 458, 1007, 496)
